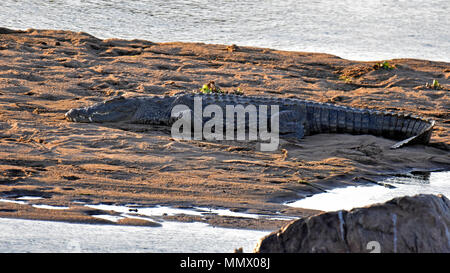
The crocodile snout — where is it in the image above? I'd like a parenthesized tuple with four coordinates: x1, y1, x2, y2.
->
(65, 108, 89, 122)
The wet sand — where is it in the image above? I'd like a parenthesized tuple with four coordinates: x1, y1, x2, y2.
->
(0, 28, 449, 229)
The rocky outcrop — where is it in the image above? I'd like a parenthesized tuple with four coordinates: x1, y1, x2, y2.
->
(255, 194, 450, 253)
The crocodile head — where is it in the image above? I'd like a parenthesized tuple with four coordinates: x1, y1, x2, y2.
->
(65, 96, 140, 123)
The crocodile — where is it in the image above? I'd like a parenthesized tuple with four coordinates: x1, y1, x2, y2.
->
(65, 93, 435, 149)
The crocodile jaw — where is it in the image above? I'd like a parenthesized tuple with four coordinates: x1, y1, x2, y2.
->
(65, 108, 90, 122)
(65, 96, 139, 123)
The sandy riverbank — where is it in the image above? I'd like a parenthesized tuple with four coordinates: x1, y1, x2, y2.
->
(0, 27, 449, 229)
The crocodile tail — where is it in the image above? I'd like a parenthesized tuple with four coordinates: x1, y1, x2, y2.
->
(390, 119, 435, 149)
(362, 110, 435, 149)
(304, 102, 435, 149)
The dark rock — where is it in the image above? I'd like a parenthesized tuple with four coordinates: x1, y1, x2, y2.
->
(255, 194, 450, 253)
(0, 27, 24, 34)
(62, 175, 80, 181)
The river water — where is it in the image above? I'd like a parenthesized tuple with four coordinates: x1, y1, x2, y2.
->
(0, 171, 448, 252)
(2, 0, 449, 61)
(287, 171, 450, 211)
(0, 217, 268, 253)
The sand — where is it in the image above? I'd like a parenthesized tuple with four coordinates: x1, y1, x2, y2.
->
(0, 27, 449, 229)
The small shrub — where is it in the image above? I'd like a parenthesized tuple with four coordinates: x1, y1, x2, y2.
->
(198, 82, 244, 95)
(233, 87, 244, 95)
(373, 61, 395, 70)
(425, 79, 442, 90)
(199, 81, 223, 94)
(339, 75, 353, 84)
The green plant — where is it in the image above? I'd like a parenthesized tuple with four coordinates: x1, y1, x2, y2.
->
(432, 79, 441, 89)
(199, 81, 223, 94)
(425, 79, 442, 90)
(374, 61, 395, 70)
(339, 75, 353, 84)
(233, 87, 244, 95)
(199, 84, 213, 94)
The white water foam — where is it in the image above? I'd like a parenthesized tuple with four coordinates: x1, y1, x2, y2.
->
(286, 171, 450, 212)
